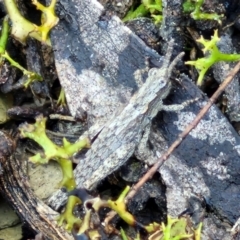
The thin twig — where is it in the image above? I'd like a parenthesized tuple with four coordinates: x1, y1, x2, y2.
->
(105, 60, 240, 224)
(49, 114, 75, 121)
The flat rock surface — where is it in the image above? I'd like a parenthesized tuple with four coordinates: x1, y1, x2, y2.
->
(0, 197, 20, 229)
(0, 224, 22, 240)
(28, 161, 62, 200)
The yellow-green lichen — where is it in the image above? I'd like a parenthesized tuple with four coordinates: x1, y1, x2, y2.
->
(183, 0, 223, 23)
(160, 216, 193, 240)
(123, 0, 163, 24)
(0, 16, 42, 88)
(186, 30, 240, 85)
(19, 115, 90, 190)
(19, 115, 90, 165)
(4, 0, 58, 45)
(57, 195, 82, 231)
(19, 115, 203, 238)
(108, 186, 135, 226)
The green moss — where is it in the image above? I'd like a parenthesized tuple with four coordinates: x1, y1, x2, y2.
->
(183, 0, 223, 23)
(186, 30, 240, 85)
